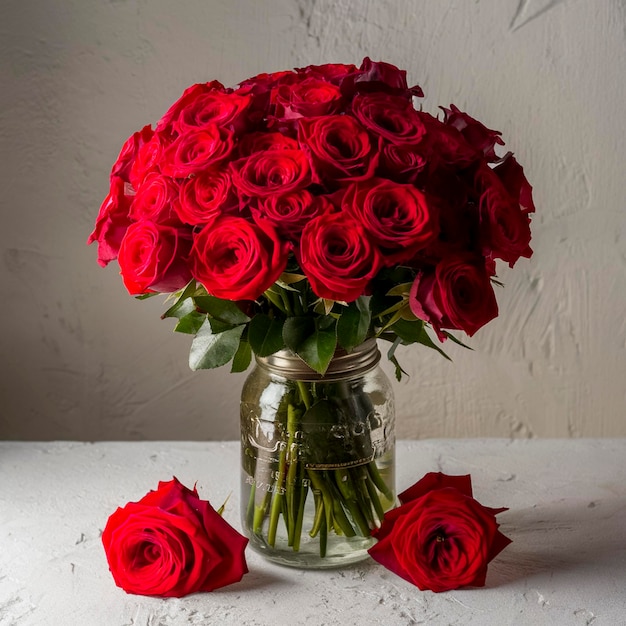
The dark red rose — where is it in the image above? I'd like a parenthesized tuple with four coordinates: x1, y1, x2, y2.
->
(160, 125, 234, 178)
(129, 172, 181, 225)
(173, 90, 252, 135)
(102, 478, 248, 597)
(342, 178, 439, 266)
(368, 472, 511, 593)
(237, 131, 299, 156)
(110, 125, 154, 183)
(418, 112, 480, 168)
(475, 164, 533, 267)
(298, 115, 378, 185)
(253, 190, 332, 240)
(492, 153, 536, 214)
(235, 70, 296, 123)
(297, 211, 382, 302)
(296, 62, 358, 84)
(352, 93, 426, 146)
(272, 77, 343, 120)
(117, 221, 192, 295)
(176, 168, 238, 226)
(156, 81, 227, 133)
(129, 132, 168, 189)
(190, 216, 288, 301)
(354, 57, 423, 97)
(378, 142, 427, 183)
(230, 149, 310, 198)
(409, 254, 498, 338)
(87, 176, 134, 267)
(442, 104, 504, 162)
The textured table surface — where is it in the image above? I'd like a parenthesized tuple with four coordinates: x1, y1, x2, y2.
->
(1, 439, 625, 626)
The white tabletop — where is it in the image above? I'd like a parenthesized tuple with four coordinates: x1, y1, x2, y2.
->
(1, 439, 625, 626)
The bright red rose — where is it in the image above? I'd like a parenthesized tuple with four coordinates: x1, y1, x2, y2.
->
(238, 131, 299, 156)
(352, 93, 426, 145)
(272, 77, 343, 120)
(230, 149, 310, 198)
(409, 254, 498, 338)
(298, 115, 378, 185)
(342, 178, 439, 266)
(117, 220, 192, 295)
(368, 472, 511, 593)
(190, 216, 288, 301)
(173, 90, 252, 135)
(160, 125, 234, 178)
(442, 104, 504, 162)
(253, 191, 332, 240)
(156, 81, 227, 133)
(129, 132, 168, 189)
(297, 211, 382, 302)
(129, 172, 181, 225)
(87, 176, 134, 267)
(102, 478, 248, 597)
(475, 163, 533, 267)
(110, 125, 154, 183)
(177, 168, 238, 226)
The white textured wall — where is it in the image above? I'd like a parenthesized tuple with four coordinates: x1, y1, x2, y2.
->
(1, 0, 625, 440)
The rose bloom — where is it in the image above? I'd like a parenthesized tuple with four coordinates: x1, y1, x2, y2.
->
(253, 190, 332, 240)
(378, 142, 427, 184)
(117, 220, 192, 295)
(129, 132, 167, 189)
(190, 216, 288, 301)
(177, 168, 238, 226)
(297, 210, 382, 302)
(230, 149, 310, 198)
(442, 104, 504, 162)
(173, 90, 252, 135)
(129, 172, 181, 225)
(341, 178, 439, 266)
(87, 176, 134, 267)
(492, 153, 536, 214)
(237, 131, 299, 157)
(298, 114, 378, 185)
(102, 478, 248, 597)
(351, 92, 426, 145)
(272, 76, 343, 120)
(409, 253, 498, 338)
(368, 472, 510, 593)
(160, 125, 234, 178)
(110, 124, 154, 183)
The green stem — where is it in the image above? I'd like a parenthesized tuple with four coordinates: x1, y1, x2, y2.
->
(367, 461, 393, 501)
(267, 442, 288, 547)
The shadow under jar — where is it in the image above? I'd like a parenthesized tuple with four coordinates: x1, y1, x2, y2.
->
(240, 339, 396, 568)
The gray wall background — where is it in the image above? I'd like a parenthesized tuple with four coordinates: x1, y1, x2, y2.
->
(2, 0, 625, 440)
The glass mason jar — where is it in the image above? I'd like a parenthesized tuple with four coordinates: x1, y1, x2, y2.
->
(240, 339, 395, 568)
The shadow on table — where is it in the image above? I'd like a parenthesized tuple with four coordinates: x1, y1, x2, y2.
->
(487, 495, 626, 587)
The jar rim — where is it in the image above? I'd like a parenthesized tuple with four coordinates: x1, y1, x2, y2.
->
(255, 338, 381, 381)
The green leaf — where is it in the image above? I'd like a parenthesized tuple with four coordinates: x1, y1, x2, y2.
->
(174, 311, 207, 334)
(417, 326, 452, 361)
(444, 331, 473, 350)
(189, 319, 245, 370)
(390, 318, 424, 344)
(231, 340, 252, 373)
(298, 328, 337, 375)
(161, 280, 198, 318)
(387, 337, 408, 381)
(336, 297, 371, 351)
(194, 295, 251, 325)
(248, 314, 285, 357)
(208, 318, 236, 334)
(135, 292, 158, 300)
(283, 316, 315, 352)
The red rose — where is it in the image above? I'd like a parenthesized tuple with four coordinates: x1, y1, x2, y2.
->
(110, 125, 154, 183)
(353, 57, 424, 98)
(253, 191, 332, 240)
(492, 153, 536, 214)
(87, 176, 134, 267)
(272, 77, 343, 120)
(190, 216, 288, 301)
(230, 149, 310, 198)
(156, 80, 227, 133)
(118, 220, 192, 295)
(352, 93, 426, 145)
(409, 254, 498, 338)
(177, 168, 238, 226)
(378, 142, 427, 183)
(160, 125, 234, 178)
(129, 172, 181, 225)
(368, 472, 511, 593)
(296, 62, 358, 84)
(297, 211, 382, 302)
(342, 178, 439, 266)
(442, 104, 504, 162)
(298, 115, 378, 185)
(238, 131, 299, 156)
(129, 132, 167, 189)
(418, 112, 479, 168)
(102, 478, 248, 597)
(173, 90, 252, 135)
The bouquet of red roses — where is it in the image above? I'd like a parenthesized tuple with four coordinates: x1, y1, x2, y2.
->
(89, 57, 533, 378)
(89, 58, 534, 561)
